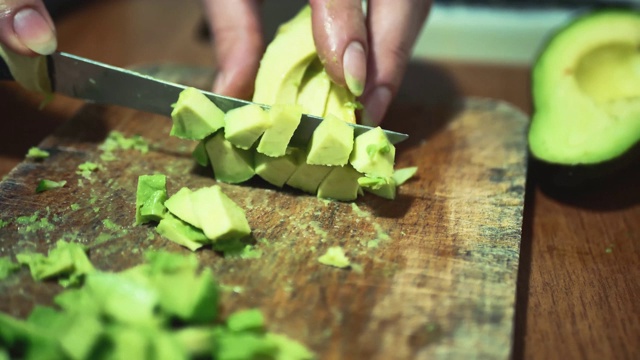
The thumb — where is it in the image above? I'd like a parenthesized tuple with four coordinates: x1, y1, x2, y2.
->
(0, 0, 57, 56)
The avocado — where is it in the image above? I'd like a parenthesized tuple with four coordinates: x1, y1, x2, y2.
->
(256, 104, 303, 157)
(296, 59, 332, 117)
(349, 127, 396, 178)
(224, 104, 271, 150)
(0, 44, 51, 94)
(361, 166, 418, 200)
(135, 174, 168, 225)
(170, 87, 225, 140)
(324, 81, 357, 124)
(252, 6, 317, 105)
(528, 10, 640, 171)
(255, 148, 301, 188)
(317, 165, 362, 201)
(306, 114, 354, 166)
(156, 213, 207, 251)
(204, 131, 255, 184)
(164, 187, 199, 227)
(286, 151, 333, 194)
(192, 141, 209, 167)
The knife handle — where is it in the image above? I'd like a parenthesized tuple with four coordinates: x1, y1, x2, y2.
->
(0, 44, 52, 94)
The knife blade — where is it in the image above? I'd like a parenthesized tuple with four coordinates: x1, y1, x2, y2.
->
(1, 50, 408, 146)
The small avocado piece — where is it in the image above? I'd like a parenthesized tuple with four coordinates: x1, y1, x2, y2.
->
(26, 147, 50, 159)
(252, 6, 317, 105)
(255, 148, 301, 188)
(156, 213, 207, 251)
(286, 151, 333, 194)
(16, 241, 95, 286)
(151, 267, 218, 323)
(529, 10, 640, 166)
(361, 166, 418, 200)
(170, 87, 225, 140)
(318, 246, 350, 268)
(35, 179, 66, 193)
(256, 104, 303, 157)
(136, 174, 168, 225)
(317, 165, 362, 201)
(164, 187, 198, 227)
(306, 114, 354, 166)
(349, 127, 396, 178)
(226, 309, 265, 332)
(324, 81, 357, 124)
(191, 186, 251, 242)
(204, 131, 255, 183)
(296, 59, 332, 117)
(224, 104, 271, 150)
(192, 141, 209, 167)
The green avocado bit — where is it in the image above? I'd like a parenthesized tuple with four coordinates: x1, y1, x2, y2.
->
(170, 87, 225, 140)
(0, 256, 20, 280)
(318, 246, 351, 268)
(156, 213, 207, 251)
(392, 166, 418, 186)
(16, 240, 95, 287)
(135, 174, 168, 225)
(76, 161, 100, 179)
(227, 309, 265, 332)
(35, 179, 67, 193)
(26, 147, 50, 159)
(192, 140, 209, 167)
(99, 131, 149, 155)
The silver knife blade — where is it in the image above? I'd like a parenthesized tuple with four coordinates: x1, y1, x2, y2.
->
(48, 52, 408, 146)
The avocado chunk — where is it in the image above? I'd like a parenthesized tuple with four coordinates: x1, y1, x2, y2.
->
(204, 131, 255, 184)
(224, 103, 271, 150)
(349, 127, 396, 178)
(529, 10, 640, 165)
(252, 6, 317, 105)
(170, 87, 224, 140)
(361, 166, 418, 200)
(255, 148, 301, 188)
(191, 141, 209, 167)
(317, 165, 362, 201)
(256, 104, 303, 157)
(156, 213, 207, 251)
(286, 150, 333, 194)
(135, 174, 168, 225)
(307, 114, 354, 166)
(165, 186, 251, 243)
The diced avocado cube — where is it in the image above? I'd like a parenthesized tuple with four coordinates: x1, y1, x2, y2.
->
(362, 167, 418, 200)
(317, 165, 362, 201)
(156, 213, 207, 252)
(255, 148, 300, 188)
(286, 150, 332, 194)
(256, 104, 302, 157)
(204, 131, 255, 184)
(35, 179, 66, 193)
(190, 186, 252, 242)
(224, 104, 271, 150)
(136, 174, 168, 225)
(164, 187, 199, 228)
(170, 87, 224, 140)
(26, 147, 50, 159)
(152, 268, 218, 323)
(306, 114, 354, 166)
(226, 309, 265, 332)
(349, 127, 395, 178)
(192, 141, 209, 167)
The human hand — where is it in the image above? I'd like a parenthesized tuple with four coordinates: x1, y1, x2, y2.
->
(204, 0, 431, 126)
(0, 0, 57, 55)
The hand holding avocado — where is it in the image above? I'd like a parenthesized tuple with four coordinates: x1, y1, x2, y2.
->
(204, 0, 432, 126)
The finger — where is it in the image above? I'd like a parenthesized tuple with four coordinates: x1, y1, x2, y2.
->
(309, 0, 367, 96)
(203, 0, 263, 99)
(0, 0, 57, 55)
(361, 0, 431, 125)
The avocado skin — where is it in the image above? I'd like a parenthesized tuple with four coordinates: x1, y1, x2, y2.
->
(534, 141, 640, 190)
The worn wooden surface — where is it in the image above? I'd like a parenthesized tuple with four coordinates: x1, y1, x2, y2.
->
(0, 1, 638, 359)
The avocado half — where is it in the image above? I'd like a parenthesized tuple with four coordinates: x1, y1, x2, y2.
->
(529, 9, 640, 187)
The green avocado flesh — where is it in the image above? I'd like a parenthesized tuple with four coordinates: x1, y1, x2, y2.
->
(136, 174, 168, 225)
(205, 131, 255, 184)
(224, 104, 271, 150)
(170, 87, 224, 140)
(529, 10, 640, 165)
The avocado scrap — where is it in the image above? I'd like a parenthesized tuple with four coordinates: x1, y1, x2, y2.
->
(16, 240, 95, 287)
(26, 147, 50, 159)
(35, 179, 67, 193)
(318, 246, 351, 268)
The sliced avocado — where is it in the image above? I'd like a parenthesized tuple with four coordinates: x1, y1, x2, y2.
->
(529, 10, 640, 166)
(286, 150, 333, 194)
(256, 104, 303, 157)
(135, 174, 168, 225)
(255, 148, 301, 188)
(349, 127, 396, 178)
(307, 114, 354, 166)
(204, 131, 255, 184)
(317, 165, 362, 201)
(164, 187, 199, 227)
(324, 82, 357, 124)
(224, 104, 271, 150)
(252, 6, 317, 105)
(156, 213, 207, 251)
(296, 59, 332, 117)
(190, 186, 252, 242)
(170, 87, 224, 140)
(0, 44, 51, 94)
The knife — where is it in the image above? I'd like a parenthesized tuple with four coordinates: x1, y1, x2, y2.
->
(0, 50, 408, 146)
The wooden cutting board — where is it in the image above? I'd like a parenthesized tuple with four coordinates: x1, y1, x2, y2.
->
(0, 73, 528, 359)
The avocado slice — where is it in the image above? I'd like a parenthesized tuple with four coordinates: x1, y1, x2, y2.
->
(529, 10, 640, 166)
(349, 127, 396, 178)
(156, 213, 207, 251)
(223, 104, 271, 150)
(324, 81, 357, 124)
(306, 114, 354, 166)
(256, 104, 303, 157)
(317, 165, 362, 201)
(0, 44, 52, 94)
(296, 59, 332, 117)
(255, 148, 301, 188)
(204, 131, 255, 184)
(286, 150, 333, 194)
(170, 87, 225, 140)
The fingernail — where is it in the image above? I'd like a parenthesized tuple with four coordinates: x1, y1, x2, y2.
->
(213, 71, 228, 94)
(13, 8, 57, 55)
(362, 86, 392, 126)
(343, 41, 366, 96)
